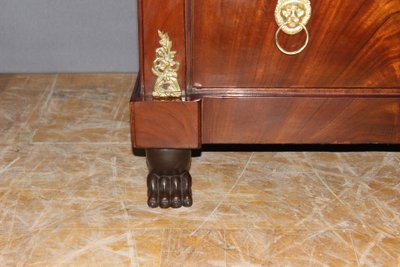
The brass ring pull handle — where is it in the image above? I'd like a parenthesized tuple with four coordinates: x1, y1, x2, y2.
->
(274, 0, 311, 56)
(275, 22, 309, 55)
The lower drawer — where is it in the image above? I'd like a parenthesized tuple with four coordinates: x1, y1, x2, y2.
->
(202, 97, 400, 144)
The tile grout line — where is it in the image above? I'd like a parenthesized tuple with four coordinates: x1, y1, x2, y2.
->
(29, 142, 131, 145)
(42, 74, 58, 114)
(26, 74, 58, 145)
(0, 156, 21, 175)
(189, 152, 254, 236)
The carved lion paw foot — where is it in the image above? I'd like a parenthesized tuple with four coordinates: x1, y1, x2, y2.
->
(147, 171, 193, 209)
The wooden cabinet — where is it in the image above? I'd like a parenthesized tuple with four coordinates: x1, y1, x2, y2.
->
(192, 0, 400, 88)
(130, 0, 400, 208)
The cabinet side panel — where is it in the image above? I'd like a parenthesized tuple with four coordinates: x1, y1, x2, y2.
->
(141, 0, 186, 95)
(133, 101, 201, 149)
(203, 97, 400, 144)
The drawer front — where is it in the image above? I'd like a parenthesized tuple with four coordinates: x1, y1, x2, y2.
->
(191, 0, 400, 89)
(202, 97, 400, 144)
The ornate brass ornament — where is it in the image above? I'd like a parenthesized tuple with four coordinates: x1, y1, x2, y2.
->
(275, 0, 311, 55)
(275, 0, 311, 35)
(152, 31, 181, 98)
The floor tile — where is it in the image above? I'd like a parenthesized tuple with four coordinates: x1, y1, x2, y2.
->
(1, 74, 399, 266)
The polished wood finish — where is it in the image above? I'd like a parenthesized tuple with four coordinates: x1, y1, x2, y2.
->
(130, 83, 201, 149)
(202, 97, 400, 144)
(131, 101, 201, 149)
(132, 0, 400, 153)
(191, 87, 400, 97)
(192, 0, 400, 88)
(141, 0, 186, 95)
(131, 0, 400, 208)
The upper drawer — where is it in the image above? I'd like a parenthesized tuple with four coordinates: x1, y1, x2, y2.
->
(191, 0, 400, 88)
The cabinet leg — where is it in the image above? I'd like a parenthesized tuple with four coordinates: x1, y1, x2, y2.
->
(146, 149, 193, 208)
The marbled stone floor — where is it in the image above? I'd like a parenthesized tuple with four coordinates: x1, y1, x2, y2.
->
(0, 73, 399, 266)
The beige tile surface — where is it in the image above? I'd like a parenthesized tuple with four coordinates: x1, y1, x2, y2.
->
(0, 74, 399, 266)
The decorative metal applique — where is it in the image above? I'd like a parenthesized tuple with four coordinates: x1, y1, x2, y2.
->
(152, 31, 181, 98)
(275, 0, 311, 35)
(274, 0, 312, 55)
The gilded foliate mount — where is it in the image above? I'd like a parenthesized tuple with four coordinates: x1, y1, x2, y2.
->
(152, 31, 181, 98)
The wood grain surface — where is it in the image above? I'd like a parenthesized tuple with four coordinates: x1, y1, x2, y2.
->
(141, 0, 186, 95)
(133, 0, 400, 149)
(131, 96, 201, 149)
(202, 97, 400, 144)
(192, 0, 400, 89)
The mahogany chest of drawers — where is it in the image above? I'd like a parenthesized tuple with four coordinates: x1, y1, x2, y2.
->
(130, 0, 400, 208)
